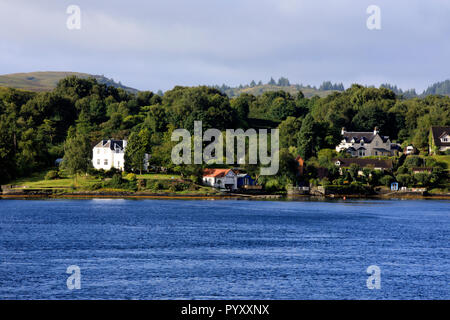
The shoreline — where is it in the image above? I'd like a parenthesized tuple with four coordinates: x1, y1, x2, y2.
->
(1, 190, 449, 201)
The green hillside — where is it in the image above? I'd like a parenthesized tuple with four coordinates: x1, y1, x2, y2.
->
(0, 71, 138, 93)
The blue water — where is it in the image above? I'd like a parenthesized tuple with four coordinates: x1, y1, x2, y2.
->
(0, 199, 448, 300)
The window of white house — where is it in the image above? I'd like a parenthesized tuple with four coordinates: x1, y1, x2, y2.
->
(117, 161, 120, 167)
(97, 159, 100, 165)
(443, 138, 448, 142)
(97, 149, 100, 154)
(104, 159, 108, 165)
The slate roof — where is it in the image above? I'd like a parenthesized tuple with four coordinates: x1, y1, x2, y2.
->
(431, 126, 450, 147)
(342, 132, 389, 143)
(94, 139, 126, 151)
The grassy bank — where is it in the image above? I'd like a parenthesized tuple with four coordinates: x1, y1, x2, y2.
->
(5, 169, 220, 196)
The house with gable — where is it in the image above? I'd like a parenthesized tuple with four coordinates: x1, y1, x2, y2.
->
(92, 139, 149, 172)
(336, 127, 393, 157)
(429, 126, 450, 154)
(202, 168, 238, 190)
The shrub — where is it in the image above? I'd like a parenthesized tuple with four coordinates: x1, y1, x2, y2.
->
(88, 183, 102, 191)
(108, 174, 124, 189)
(396, 173, 413, 187)
(45, 170, 59, 180)
(104, 167, 121, 178)
(396, 166, 409, 175)
(126, 173, 137, 181)
(404, 156, 423, 168)
(379, 175, 394, 187)
(265, 179, 282, 192)
(414, 173, 431, 186)
(137, 179, 146, 190)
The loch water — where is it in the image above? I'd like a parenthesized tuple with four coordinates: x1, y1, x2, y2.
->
(0, 198, 448, 299)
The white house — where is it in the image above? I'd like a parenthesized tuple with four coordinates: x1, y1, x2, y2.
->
(202, 168, 238, 190)
(92, 139, 149, 171)
(430, 126, 450, 154)
(336, 127, 392, 157)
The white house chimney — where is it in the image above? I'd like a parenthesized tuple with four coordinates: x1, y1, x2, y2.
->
(341, 127, 346, 135)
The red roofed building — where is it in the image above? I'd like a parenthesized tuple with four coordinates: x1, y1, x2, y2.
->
(202, 168, 238, 190)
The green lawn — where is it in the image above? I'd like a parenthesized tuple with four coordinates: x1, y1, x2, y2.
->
(136, 173, 182, 180)
(8, 170, 220, 194)
(432, 155, 450, 169)
(9, 170, 102, 189)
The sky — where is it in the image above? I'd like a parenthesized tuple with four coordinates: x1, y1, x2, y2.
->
(0, 0, 449, 92)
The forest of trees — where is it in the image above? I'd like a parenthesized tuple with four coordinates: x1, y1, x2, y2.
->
(0, 76, 449, 188)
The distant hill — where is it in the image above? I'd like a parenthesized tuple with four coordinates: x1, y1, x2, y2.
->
(215, 84, 341, 98)
(217, 78, 450, 99)
(0, 71, 138, 93)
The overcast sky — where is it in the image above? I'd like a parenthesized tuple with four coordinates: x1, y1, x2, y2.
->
(1, 0, 449, 92)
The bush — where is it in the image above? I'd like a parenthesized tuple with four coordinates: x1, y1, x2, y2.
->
(414, 173, 431, 186)
(379, 175, 394, 187)
(445, 149, 450, 155)
(88, 183, 102, 191)
(137, 179, 146, 190)
(104, 167, 121, 178)
(396, 173, 413, 187)
(45, 170, 59, 180)
(125, 173, 137, 181)
(107, 174, 124, 189)
(404, 156, 423, 168)
(396, 166, 409, 175)
(265, 179, 283, 192)
(145, 179, 164, 191)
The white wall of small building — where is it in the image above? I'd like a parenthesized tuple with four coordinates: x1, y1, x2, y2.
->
(202, 172, 238, 190)
(92, 147, 125, 171)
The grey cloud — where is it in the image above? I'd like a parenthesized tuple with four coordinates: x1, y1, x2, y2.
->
(0, 0, 449, 91)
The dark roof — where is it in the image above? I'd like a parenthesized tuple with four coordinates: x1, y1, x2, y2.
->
(334, 158, 393, 169)
(95, 139, 126, 151)
(431, 126, 450, 147)
(342, 132, 390, 143)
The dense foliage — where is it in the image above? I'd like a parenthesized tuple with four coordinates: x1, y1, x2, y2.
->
(0, 77, 449, 190)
